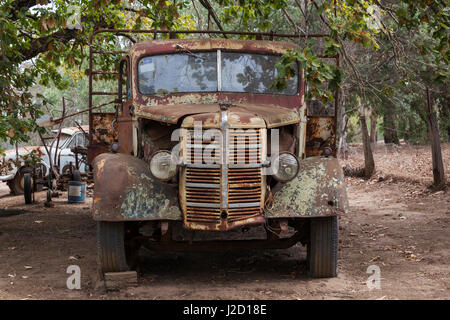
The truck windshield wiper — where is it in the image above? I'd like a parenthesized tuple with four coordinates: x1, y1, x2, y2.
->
(175, 43, 204, 60)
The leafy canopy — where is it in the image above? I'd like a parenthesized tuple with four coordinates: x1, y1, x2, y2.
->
(1, 0, 448, 153)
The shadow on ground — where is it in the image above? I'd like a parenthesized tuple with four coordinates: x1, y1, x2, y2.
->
(137, 246, 309, 284)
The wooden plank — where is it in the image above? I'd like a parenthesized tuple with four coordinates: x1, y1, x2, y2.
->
(104, 271, 138, 290)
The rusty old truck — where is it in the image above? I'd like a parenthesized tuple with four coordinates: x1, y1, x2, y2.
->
(88, 30, 348, 278)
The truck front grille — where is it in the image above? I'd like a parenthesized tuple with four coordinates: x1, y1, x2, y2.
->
(181, 128, 265, 230)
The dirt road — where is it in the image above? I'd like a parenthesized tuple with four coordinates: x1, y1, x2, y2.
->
(0, 144, 449, 300)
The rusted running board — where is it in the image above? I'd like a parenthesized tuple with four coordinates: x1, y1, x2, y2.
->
(140, 234, 302, 252)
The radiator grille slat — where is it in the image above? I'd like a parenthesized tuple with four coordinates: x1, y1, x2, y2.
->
(186, 129, 220, 165)
(229, 130, 261, 165)
(185, 165, 221, 222)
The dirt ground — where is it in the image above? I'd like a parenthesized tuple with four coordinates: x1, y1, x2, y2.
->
(0, 143, 449, 300)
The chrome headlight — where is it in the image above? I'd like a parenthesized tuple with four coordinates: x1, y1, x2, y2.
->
(149, 150, 177, 181)
(271, 152, 299, 182)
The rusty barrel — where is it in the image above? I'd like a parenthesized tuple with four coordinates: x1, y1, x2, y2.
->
(68, 181, 86, 203)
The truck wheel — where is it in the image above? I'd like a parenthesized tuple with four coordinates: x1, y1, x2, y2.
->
(23, 173, 32, 204)
(97, 222, 139, 273)
(308, 216, 338, 278)
(9, 168, 29, 195)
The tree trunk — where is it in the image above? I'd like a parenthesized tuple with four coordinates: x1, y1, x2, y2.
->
(426, 88, 446, 189)
(338, 114, 349, 159)
(443, 95, 450, 142)
(337, 91, 348, 159)
(360, 111, 375, 178)
(361, 115, 375, 178)
(383, 108, 399, 144)
(369, 110, 377, 147)
(404, 113, 415, 143)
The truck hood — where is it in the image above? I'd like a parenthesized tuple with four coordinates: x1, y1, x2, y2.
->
(136, 103, 300, 128)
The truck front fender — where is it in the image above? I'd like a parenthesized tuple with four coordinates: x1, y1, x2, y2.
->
(264, 157, 348, 218)
(92, 153, 182, 221)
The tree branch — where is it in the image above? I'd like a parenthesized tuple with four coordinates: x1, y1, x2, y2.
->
(198, 0, 228, 38)
(294, 0, 310, 34)
(19, 28, 78, 61)
(7, 0, 37, 20)
(281, 8, 306, 35)
(123, 7, 158, 21)
(310, 0, 363, 89)
(191, 0, 203, 29)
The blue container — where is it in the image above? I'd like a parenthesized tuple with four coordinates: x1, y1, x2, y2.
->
(68, 181, 86, 203)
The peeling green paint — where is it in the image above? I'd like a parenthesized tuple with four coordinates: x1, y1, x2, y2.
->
(265, 157, 348, 217)
(120, 183, 181, 220)
(92, 153, 182, 221)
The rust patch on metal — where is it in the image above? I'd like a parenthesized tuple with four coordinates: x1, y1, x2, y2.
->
(228, 112, 264, 127)
(130, 38, 299, 58)
(181, 112, 220, 128)
(91, 113, 118, 145)
(305, 116, 336, 157)
(88, 112, 118, 163)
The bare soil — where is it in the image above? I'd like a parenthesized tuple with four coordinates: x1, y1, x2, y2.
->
(0, 143, 449, 300)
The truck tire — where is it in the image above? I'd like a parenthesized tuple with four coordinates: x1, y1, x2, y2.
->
(308, 216, 338, 278)
(9, 168, 29, 195)
(23, 173, 32, 204)
(97, 222, 138, 273)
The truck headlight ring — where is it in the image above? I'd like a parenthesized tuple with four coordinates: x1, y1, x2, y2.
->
(149, 150, 177, 181)
(271, 152, 299, 182)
